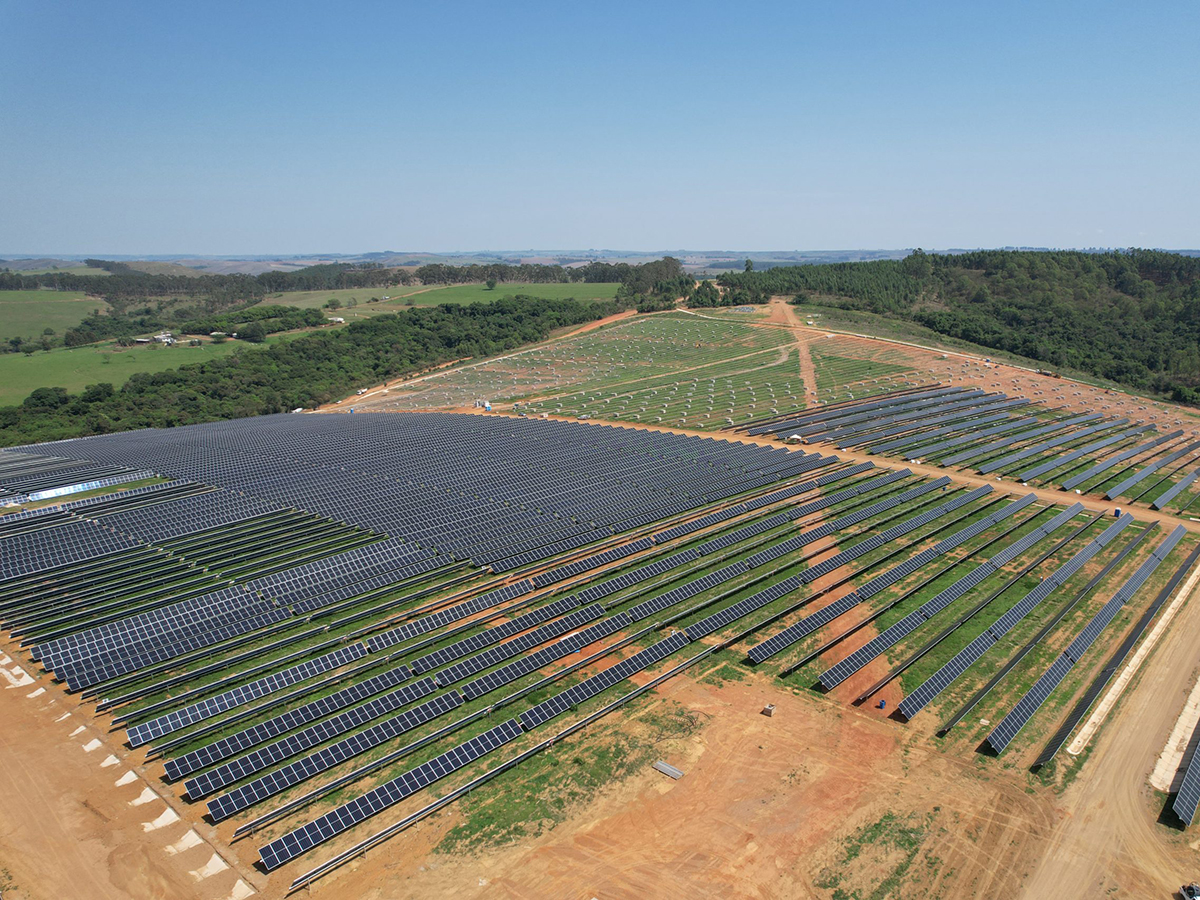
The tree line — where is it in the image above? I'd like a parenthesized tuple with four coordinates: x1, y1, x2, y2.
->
(720, 249, 1200, 403)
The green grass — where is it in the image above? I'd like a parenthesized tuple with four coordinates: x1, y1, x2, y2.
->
(257, 282, 622, 317)
(437, 698, 703, 851)
(814, 811, 933, 900)
(0, 333, 303, 405)
(0, 289, 108, 340)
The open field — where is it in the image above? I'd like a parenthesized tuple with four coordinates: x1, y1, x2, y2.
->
(0, 334, 304, 405)
(255, 281, 622, 316)
(1, 399, 1200, 899)
(0, 289, 108, 341)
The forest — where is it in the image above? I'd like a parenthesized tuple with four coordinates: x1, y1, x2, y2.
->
(719, 249, 1200, 402)
(0, 296, 632, 447)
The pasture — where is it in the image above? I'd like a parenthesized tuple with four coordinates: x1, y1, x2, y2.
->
(0, 289, 108, 341)
(0, 334, 301, 405)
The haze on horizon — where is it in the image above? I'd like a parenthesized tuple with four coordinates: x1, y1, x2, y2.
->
(2, 1, 1197, 256)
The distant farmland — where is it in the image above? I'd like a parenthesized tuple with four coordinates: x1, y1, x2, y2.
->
(0, 289, 108, 341)
(256, 281, 622, 315)
(0, 334, 303, 405)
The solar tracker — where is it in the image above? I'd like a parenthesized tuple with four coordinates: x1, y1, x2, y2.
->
(1173, 730, 1200, 826)
(207, 689, 465, 822)
(938, 414, 1102, 467)
(1153, 470, 1200, 510)
(163, 664, 417, 781)
(985, 525, 1183, 753)
(1015, 427, 1150, 482)
(748, 489, 1031, 664)
(257, 717, 526, 869)
(977, 419, 1127, 474)
(126, 643, 368, 747)
(1061, 429, 1180, 490)
(897, 513, 1133, 719)
(819, 502, 1085, 689)
(1104, 441, 1200, 500)
(905, 415, 1040, 459)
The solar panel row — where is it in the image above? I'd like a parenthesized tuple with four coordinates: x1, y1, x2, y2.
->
(819, 502, 1084, 689)
(1061, 430, 1181, 491)
(163, 664, 416, 781)
(984, 525, 1184, 753)
(257, 716, 526, 870)
(747, 489, 1032, 664)
(897, 513, 1133, 719)
(126, 643, 368, 747)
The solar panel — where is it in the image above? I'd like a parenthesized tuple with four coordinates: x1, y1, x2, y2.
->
(1062, 429, 1180, 490)
(897, 513, 1132, 719)
(984, 525, 1185, 753)
(1150, 468, 1199, 511)
(818, 501, 1084, 689)
(1105, 440, 1200, 500)
(163, 664, 416, 781)
(208, 689, 464, 821)
(1174, 724, 1200, 825)
(257, 717, 525, 870)
(518, 631, 691, 730)
(186, 675, 441, 799)
(127, 643, 367, 747)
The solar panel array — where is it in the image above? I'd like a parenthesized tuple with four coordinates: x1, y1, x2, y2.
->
(976, 419, 1126, 474)
(1016, 427, 1150, 483)
(1174, 724, 1200, 826)
(460, 613, 632, 701)
(903, 415, 1039, 460)
(819, 502, 1084, 689)
(897, 513, 1133, 719)
(984, 525, 1184, 753)
(258, 717, 526, 870)
(207, 689, 464, 822)
(938, 414, 1102, 468)
(127, 643, 368, 747)
(1153, 470, 1200, 511)
(408, 595, 583, 674)
(748, 489, 1034, 664)
(1104, 440, 1200, 500)
(163, 664, 417, 782)
(1062, 430, 1183, 490)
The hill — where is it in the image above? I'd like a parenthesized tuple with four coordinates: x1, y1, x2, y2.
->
(720, 249, 1200, 403)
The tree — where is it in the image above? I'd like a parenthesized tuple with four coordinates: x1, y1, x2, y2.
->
(325, 298, 342, 310)
(240, 322, 267, 343)
(744, 259, 753, 273)
(23, 387, 69, 409)
(486, 278, 497, 291)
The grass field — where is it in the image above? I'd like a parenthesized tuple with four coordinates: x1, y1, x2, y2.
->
(0, 290, 108, 340)
(256, 282, 622, 315)
(0, 334, 301, 405)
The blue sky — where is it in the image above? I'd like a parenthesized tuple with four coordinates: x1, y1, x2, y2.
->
(2, 1, 1197, 254)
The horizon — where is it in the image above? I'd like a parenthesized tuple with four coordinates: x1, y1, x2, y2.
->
(5, 246, 1200, 262)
